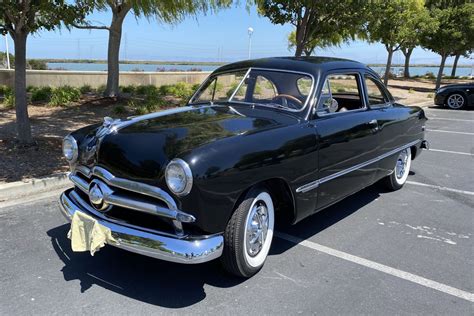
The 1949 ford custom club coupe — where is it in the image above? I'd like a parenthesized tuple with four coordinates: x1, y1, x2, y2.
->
(59, 57, 428, 277)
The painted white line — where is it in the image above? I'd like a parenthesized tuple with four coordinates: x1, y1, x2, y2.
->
(426, 129, 474, 136)
(429, 148, 474, 156)
(429, 118, 474, 122)
(406, 181, 474, 196)
(275, 232, 474, 303)
(425, 108, 474, 113)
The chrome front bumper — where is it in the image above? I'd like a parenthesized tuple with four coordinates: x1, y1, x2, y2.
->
(59, 189, 224, 264)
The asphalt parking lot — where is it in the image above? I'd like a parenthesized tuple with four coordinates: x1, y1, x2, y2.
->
(1, 106, 473, 315)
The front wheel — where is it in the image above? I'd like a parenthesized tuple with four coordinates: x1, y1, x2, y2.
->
(221, 186, 275, 278)
(383, 148, 412, 191)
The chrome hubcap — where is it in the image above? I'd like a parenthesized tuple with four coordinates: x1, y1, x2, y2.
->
(395, 149, 409, 179)
(447, 94, 464, 108)
(246, 201, 269, 257)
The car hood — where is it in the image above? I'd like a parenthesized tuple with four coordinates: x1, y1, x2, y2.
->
(76, 105, 300, 181)
(438, 83, 473, 91)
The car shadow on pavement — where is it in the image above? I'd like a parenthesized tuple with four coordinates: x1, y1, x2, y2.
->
(46, 184, 382, 308)
(272, 185, 382, 254)
(47, 225, 244, 308)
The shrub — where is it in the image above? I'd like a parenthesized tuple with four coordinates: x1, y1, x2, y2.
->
(49, 86, 81, 107)
(28, 59, 48, 70)
(96, 84, 106, 95)
(26, 86, 36, 93)
(120, 85, 136, 94)
(427, 93, 433, 98)
(79, 85, 92, 94)
(31, 86, 52, 102)
(159, 82, 195, 99)
(3, 91, 14, 109)
(408, 88, 415, 94)
(136, 85, 157, 96)
(113, 104, 126, 115)
(0, 85, 12, 96)
(424, 72, 436, 79)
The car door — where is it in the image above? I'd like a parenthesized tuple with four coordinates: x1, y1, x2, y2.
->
(362, 72, 422, 179)
(312, 71, 380, 210)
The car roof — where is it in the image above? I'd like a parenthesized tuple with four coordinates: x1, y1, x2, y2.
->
(214, 56, 368, 76)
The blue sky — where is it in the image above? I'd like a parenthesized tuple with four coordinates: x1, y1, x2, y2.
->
(1, 5, 472, 65)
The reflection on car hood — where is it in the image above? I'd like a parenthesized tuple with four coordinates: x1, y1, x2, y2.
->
(92, 105, 299, 181)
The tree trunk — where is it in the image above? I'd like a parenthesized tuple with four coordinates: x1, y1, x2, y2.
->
(451, 53, 460, 77)
(13, 31, 33, 144)
(436, 53, 447, 90)
(402, 47, 413, 78)
(384, 47, 394, 86)
(294, 30, 305, 57)
(105, 8, 129, 97)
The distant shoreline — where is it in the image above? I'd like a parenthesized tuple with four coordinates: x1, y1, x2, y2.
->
(39, 59, 472, 68)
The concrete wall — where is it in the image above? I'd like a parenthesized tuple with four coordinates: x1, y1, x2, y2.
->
(0, 69, 212, 88)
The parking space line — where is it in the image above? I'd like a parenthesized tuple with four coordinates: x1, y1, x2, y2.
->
(275, 232, 474, 303)
(429, 118, 474, 122)
(428, 148, 473, 156)
(426, 129, 474, 136)
(406, 181, 474, 196)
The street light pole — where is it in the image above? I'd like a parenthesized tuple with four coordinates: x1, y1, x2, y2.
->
(4, 35, 10, 70)
(247, 27, 254, 59)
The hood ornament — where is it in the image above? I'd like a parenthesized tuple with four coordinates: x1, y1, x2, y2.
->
(96, 116, 122, 138)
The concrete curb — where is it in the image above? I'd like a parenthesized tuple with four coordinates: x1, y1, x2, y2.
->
(0, 172, 72, 202)
(409, 100, 434, 108)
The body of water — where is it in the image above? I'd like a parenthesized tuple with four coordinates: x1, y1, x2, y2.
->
(46, 62, 473, 77)
(47, 62, 218, 72)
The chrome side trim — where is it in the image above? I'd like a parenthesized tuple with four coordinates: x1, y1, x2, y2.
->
(60, 190, 224, 264)
(70, 166, 196, 223)
(296, 140, 421, 193)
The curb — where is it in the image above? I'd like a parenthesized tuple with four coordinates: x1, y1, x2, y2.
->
(408, 100, 434, 108)
(0, 172, 72, 202)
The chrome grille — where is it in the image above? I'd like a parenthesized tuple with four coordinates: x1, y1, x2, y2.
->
(69, 165, 195, 236)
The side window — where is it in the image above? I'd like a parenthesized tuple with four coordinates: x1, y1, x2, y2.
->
(317, 73, 364, 114)
(253, 76, 277, 100)
(365, 76, 388, 106)
(297, 77, 312, 96)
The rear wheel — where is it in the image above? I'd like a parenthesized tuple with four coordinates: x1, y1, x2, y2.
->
(383, 148, 411, 191)
(221, 186, 274, 278)
(446, 93, 466, 109)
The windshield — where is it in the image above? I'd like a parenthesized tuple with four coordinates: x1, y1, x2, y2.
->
(189, 68, 314, 111)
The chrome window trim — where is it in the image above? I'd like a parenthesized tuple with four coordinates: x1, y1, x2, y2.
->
(363, 74, 392, 108)
(315, 71, 368, 117)
(190, 67, 316, 113)
(296, 140, 421, 193)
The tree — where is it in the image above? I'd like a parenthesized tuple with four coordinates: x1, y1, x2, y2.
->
(75, 0, 232, 98)
(399, 6, 437, 78)
(287, 29, 348, 56)
(366, 0, 429, 85)
(422, 2, 474, 88)
(256, 0, 367, 57)
(0, 1, 92, 144)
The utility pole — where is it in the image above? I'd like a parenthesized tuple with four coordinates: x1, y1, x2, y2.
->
(4, 34, 10, 69)
(247, 27, 254, 60)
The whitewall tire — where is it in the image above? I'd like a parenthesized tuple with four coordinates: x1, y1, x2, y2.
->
(384, 148, 411, 191)
(221, 186, 275, 277)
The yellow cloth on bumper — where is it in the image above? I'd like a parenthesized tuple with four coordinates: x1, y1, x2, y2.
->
(67, 211, 117, 256)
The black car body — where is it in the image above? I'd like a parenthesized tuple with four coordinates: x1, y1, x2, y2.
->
(434, 83, 474, 109)
(59, 57, 428, 277)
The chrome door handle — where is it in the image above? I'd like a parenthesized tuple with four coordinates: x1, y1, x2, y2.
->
(368, 119, 378, 125)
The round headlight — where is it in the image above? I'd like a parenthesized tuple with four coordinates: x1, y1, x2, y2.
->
(165, 158, 193, 196)
(62, 135, 78, 162)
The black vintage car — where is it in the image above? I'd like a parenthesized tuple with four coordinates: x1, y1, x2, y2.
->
(434, 83, 474, 109)
(59, 57, 428, 277)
